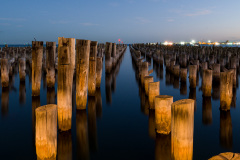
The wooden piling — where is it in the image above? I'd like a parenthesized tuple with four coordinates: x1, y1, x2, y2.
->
(46, 42, 56, 88)
(149, 81, 160, 109)
(155, 95, 173, 134)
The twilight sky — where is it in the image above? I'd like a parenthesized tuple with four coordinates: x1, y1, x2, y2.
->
(0, 0, 240, 44)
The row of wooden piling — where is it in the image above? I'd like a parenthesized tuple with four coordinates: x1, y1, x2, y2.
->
(130, 46, 194, 160)
(132, 43, 239, 111)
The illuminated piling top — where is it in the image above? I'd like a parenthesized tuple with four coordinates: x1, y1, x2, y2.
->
(156, 95, 173, 100)
(209, 152, 240, 160)
(172, 99, 195, 107)
(76, 39, 91, 46)
(35, 104, 57, 113)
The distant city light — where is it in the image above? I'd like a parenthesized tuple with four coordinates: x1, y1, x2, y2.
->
(214, 42, 220, 45)
(180, 41, 185, 45)
(208, 40, 211, 43)
(163, 41, 173, 45)
(190, 40, 195, 45)
(227, 42, 233, 45)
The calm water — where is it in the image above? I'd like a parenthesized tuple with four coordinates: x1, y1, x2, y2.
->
(0, 46, 240, 160)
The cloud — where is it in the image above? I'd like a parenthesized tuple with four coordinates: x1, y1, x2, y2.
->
(109, 2, 119, 7)
(167, 19, 174, 22)
(80, 23, 99, 26)
(136, 17, 151, 24)
(185, 9, 212, 16)
(0, 18, 26, 21)
(0, 23, 10, 26)
(49, 20, 71, 24)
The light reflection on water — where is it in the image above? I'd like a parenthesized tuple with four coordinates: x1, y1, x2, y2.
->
(0, 46, 240, 159)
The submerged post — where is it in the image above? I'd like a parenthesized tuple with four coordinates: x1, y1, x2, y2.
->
(35, 104, 57, 160)
(76, 39, 90, 109)
(155, 95, 173, 134)
(32, 41, 43, 96)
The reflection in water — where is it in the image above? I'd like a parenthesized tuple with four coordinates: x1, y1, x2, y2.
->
(88, 96, 98, 152)
(105, 73, 112, 104)
(58, 131, 72, 160)
(189, 88, 196, 111)
(212, 81, 220, 100)
(180, 81, 187, 95)
(220, 111, 232, 149)
(96, 88, 102, 118)
(76, 110, 89, 160)
(47, 87, 56, 104)
(202, 97, 212, 125)
(19, 81, 26, 104)
(155, 134, 171, 160)
(32, 96, 41, 147)
(149, 110, 156, 139)
(1, 87, 9, 116)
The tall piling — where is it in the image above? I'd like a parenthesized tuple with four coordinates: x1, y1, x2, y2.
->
(171, 99, 194, 160)
(32, 41, 43, 96)
(35, 104, 57, 160)
(1, 58, 9, 87)
(76, 39, 90, 109)
(149, 81, 160, 109)
(46, 42, 56, 88)
(155, 95, 173, 134)
(220, 71, 233, 111)
(202, 69, 212, 97)
(57, 37, 74, 131)
(189, 65, 197, 88)
(105, 42, 112, 73)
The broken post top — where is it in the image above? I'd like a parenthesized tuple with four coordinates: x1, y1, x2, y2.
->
(35, 104, 57, 113)
(155, 95, 173, 100)
(32, 41, 43, 48)
(76, 39, 91, 46)
(58, 37, 75, 47)
(90, 41, 98, 59)
(90, 41, 98, 46)
(46, 42, 56, 47)
(172, 99, 195, 107)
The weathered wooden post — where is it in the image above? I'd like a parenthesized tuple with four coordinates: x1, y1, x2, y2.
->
(32, 41, 43, 96)
(19, 58, 26, 82)
(1, 58, 9, 87)
(171, 99, 194, 160)
(149, 81, 160, 109)
(88, 41, 98, 96)
(105, 42, 112, 73)
(112, 43, 116, 67)
(46, 42, 56, 88)
(76, 39, 90, 109)
(173, 65, 180, 77)
(220, 71, 233, 111)
(96, 57, 103, 88)
(202, 69, 212, 97)
(35, 104, 57, 160)
(180, 68, 187, 82)
(57, 37, 74, 131)
(140, 61, 148, 86)
(189, 65, 197, 88)
(155, 95, 173, 134)
(212, 64, 220, 82)
(144, 76, 154, 96)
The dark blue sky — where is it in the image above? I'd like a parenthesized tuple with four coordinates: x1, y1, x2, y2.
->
(1, 0, 240, 44)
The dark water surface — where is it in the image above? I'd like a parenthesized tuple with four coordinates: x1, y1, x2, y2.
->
(0, 46, 240, 160)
